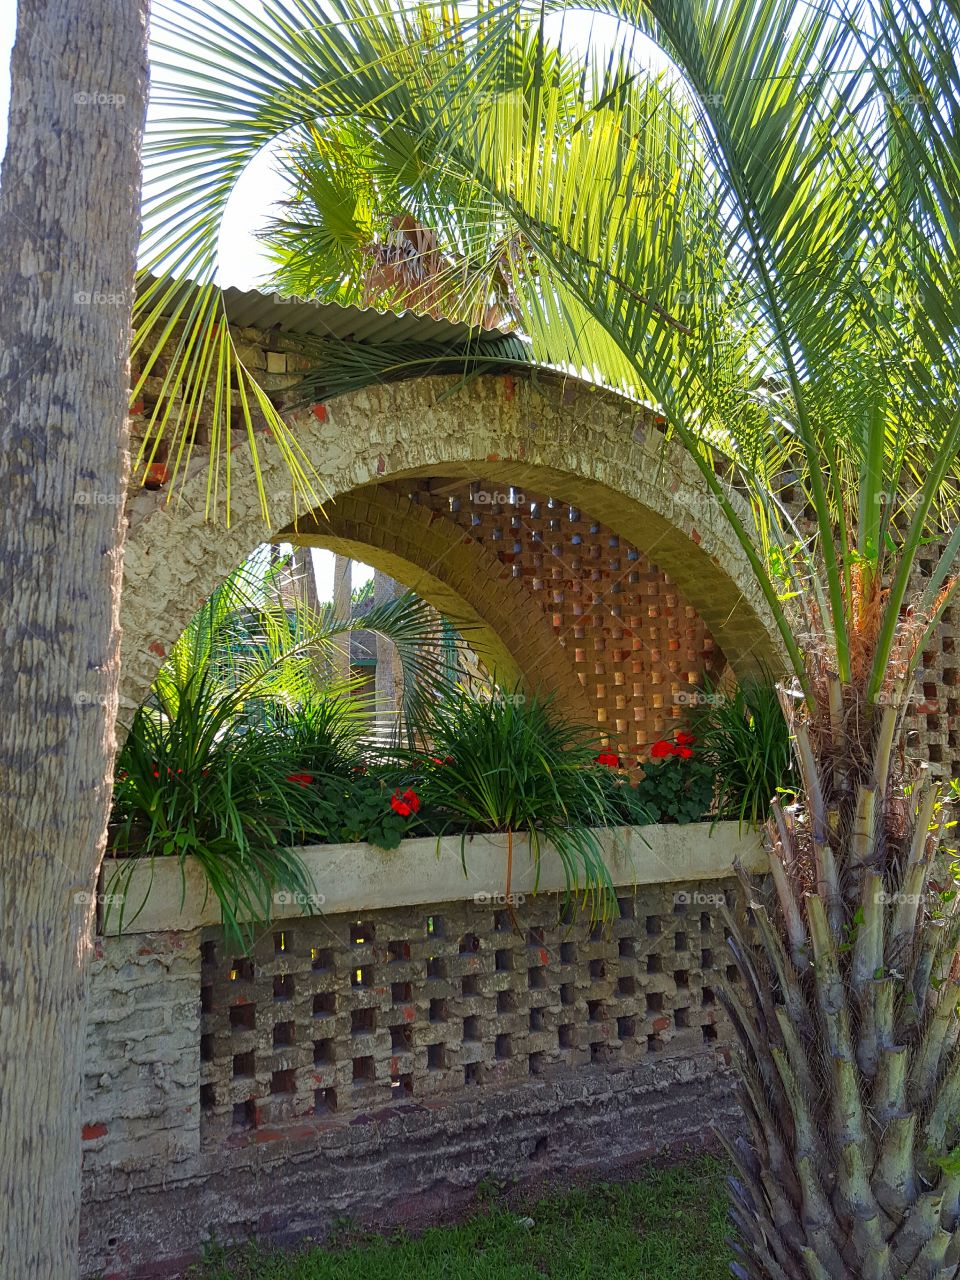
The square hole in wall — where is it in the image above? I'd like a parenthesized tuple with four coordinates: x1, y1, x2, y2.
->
(353, 1056, 375, 1083)
(201, 986, 213, 1014)
(200, 940, 218, 966)
(646, 916, 662, 936)
(558, 1024, 575, 1049)
(589, 922, 604, 942)
(232, 1098, 255, 1129)
(617, 976, 636, 997)
(529, 1052, 546, 1076)
(390, 1070, 413, 1096)
(429, 998, 448, 1023)
(495, 948, 513, 972)
(529, 1007, 546, 1032)
(313, 992, 336, 1019)
(700, 913, 712, 932)
(587, 999, 606, 1023)
(230, 958, 254, 982)
(273, 930, 291, 955)
(646, 1034, 660, 1054)
(229, 1002, 256, 1031)
(273, 974, 295, 1002)
(560, 983, 575, 1007)
(495, 1034, 512, 1060)
(528, 966, 546, 990)
(312, 948, 334, 971)
(426, 957, 447, 980)
(200, 1083, 216, 1111)
(589, 959, 606, 979)
(617, 1015, 636, 1040)
(390, 1023, 413, 1052)
(646, 992, 664, 1013)
(589, 1041, 609, 1063)
(701, 949, 714, 969)
(560, 942, 577, 964)
(497, 990, 516, 1014)
(273, 1021, 295, 1048)
(426, 915, 444, 937)
(675, 969, 690, 989)
(314, 1038, 335, 1065)
(463, 1015, 480, 1042)
(271, 1068, 295, 1095)
(427, 1043, 447, 1071)
(675, 932, 688, 952)
(527, 927, 545, 946)
(725, 964, 739, 983)
(351, 1007, 376, 1035)
(315, 1087, 337, 1115)
(646, 954, 662, 974)
(703, 987, 716, 1007)
(618, 896, 636, 920)
(200, 1033, 214, 1062)
(461, 975, 479, 997)
(675, 1008, 690, 1028)
(351, 921, 375, 945)
(464, 1062, 482, 1086)
(618, 938, 635, 959)
(232, 1051, 255, 1078)
(493, 910, 511, 932)
(702, 1024, 718, 1044)
(352, 966, 373, 988)
(388, 939, 411, 962)
(459, 933, 480, 954)
(392, 981, 412, 1004)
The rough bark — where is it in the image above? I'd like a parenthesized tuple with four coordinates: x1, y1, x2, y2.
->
(332, 553, 351, 684)
(0, 3, 148, 1275)
(373, 568, 398, 738)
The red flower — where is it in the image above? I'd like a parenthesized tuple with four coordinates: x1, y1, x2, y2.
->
(650, 740, 675, 759)
(595, 752, 621, 768)
(676, 746, 694, 759)
(428, 755, 455, 766)
(675, 732, 695, 747)
(391, 788, 420, 816)
(286, 773, 314, 787)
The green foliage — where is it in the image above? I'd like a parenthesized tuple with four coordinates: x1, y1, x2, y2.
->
(414, 689, 620, 913)
(631, 749, 714, 826)
(189, 1157, 731, 1279)
(688, 680, 797, 827)
(110, 671, 323, 950)
(308, 771, 419, 851)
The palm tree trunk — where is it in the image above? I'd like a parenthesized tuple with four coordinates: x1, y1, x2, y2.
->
(724, 676, 960, 1279)
(332, 553, 352, 684)
(0, 2, 147, 1274)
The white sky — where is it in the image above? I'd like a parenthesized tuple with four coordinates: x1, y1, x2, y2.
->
(0, 3, 632, 601)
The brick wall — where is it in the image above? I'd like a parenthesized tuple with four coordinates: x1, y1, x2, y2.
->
(80, 880, 742, 1278)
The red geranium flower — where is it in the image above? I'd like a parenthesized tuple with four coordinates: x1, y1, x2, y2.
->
(595, 751, 621, 768)
(650, 740, 676, 759)
(675, 731, 695, 747)
(391, 787, 421, 817)
(676, 746, 694, 759)
(286, 773, 314, 787)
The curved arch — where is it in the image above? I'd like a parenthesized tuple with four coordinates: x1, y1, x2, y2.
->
(120, 372, 782, 714)
(284, 488, 596, 725)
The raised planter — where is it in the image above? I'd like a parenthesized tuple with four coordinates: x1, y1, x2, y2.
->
(99, 822, 767, 936)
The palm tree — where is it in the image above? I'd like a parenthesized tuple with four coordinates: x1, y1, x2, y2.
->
(0, 2, 148, 1274)
(138, 1, 960, 1273)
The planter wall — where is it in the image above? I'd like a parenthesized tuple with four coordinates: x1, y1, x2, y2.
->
(81, 824, 765, 1280)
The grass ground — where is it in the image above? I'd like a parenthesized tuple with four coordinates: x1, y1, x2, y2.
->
(190, 1157, 732, 1279)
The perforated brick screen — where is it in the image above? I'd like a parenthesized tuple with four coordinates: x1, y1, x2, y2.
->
(197, 884, 738, 1145)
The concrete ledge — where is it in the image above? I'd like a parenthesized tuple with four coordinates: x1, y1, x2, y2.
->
(100, 823, 766, 936)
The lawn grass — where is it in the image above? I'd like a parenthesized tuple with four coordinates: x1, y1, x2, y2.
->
(190, 1156, 732, 1279)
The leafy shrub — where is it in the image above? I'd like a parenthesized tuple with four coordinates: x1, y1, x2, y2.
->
(630, 732, 714, 824)
(688, 679, 797, 826)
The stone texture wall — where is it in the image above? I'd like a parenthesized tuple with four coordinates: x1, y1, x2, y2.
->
(80, 880, 742, 1279)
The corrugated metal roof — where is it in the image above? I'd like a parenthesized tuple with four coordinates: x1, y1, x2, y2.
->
(139, 273, 516, 347)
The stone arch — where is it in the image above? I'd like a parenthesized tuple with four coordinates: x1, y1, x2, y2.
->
(120, 372, 783, 721)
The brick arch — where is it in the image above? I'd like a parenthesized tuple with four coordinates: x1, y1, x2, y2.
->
(120, 372, 783, 720)
(286, 488, 596, 725)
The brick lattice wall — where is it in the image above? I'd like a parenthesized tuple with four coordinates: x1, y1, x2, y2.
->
(81, 881, 742, 1277)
